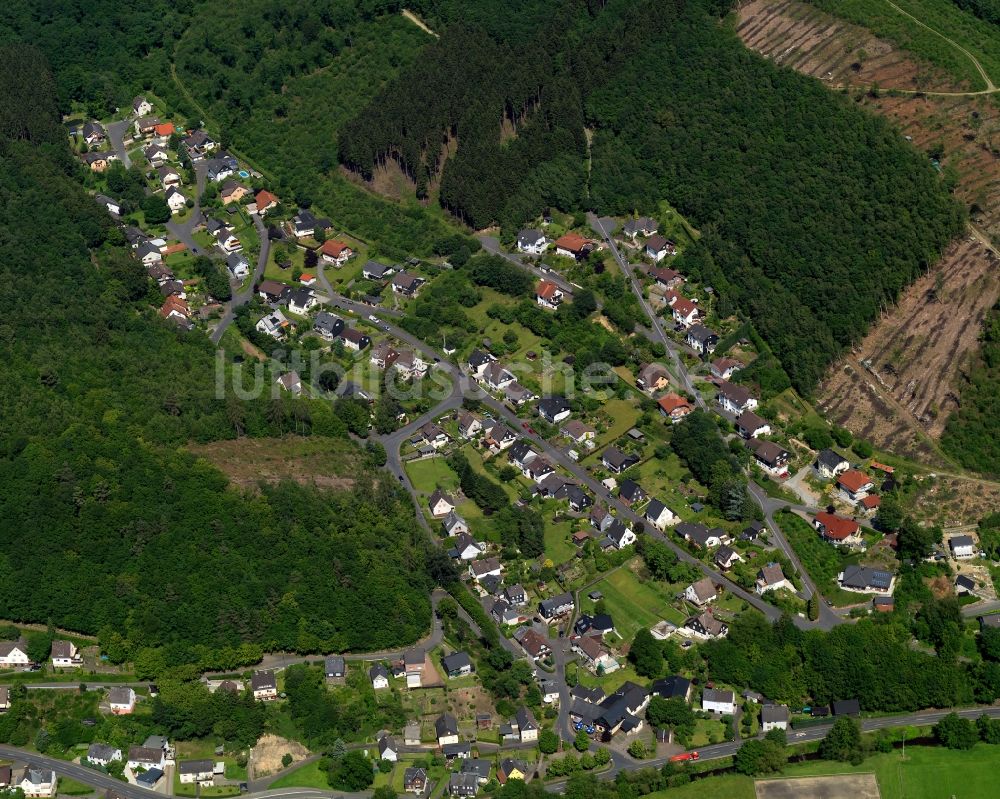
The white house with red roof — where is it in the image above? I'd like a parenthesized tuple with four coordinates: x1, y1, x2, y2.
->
(536, 280, 564, 310)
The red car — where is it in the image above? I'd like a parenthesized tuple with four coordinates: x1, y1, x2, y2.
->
(668, 752, 699, 763)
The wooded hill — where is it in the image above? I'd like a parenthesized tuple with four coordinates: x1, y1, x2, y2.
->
(0, 48, 433, 672)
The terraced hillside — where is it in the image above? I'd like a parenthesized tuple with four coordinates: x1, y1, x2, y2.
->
(739, 0, 1000, 466)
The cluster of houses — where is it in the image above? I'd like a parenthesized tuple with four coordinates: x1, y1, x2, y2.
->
(467, 350, 536, 407)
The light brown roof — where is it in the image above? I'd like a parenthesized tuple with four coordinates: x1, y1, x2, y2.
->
(554, 232, 592, 253)
(658, 392, 692, 415)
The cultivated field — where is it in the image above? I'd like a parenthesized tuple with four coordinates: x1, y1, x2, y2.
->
(816, 235, 998, 464)
(756, 773, 880, 799)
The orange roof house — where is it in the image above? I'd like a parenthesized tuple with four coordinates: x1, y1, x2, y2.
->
(657, 392, 693, 422)
(255, 189, 279, 212)
(320, 239, 353, 263)
(553, 233, 594, 258)
(153, 122, 175, 137)
(837, 469, 874, 498)
(813, 512, 860, 541)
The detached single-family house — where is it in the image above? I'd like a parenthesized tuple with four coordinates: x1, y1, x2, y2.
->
(671, 296, 700, 327)
(251, 671, 278, 701)
(517, 229, 547, 254)
(657, 392, 693, 423)
(756, 563, 793, 595)
(320, 239, 353, 265)
(710, 357, 743, 380)
(678, 522, 722, 550)
(255, 189, 280, 216)
(325, 656, 346, 682)
(391, 272, 425, 297)
(717, 381, 757, 415)
(256, 310, 290, 339)
(442, 652, 474, 678)
(482, 362, 516, 391)
(956, 574, 978, 596)
(637, 362, 671, 392)
(276, 372, 302, 396)
(623, 217, 658, 240)
(451, 532, 483, 560)
(645, 234, 674, 262)
(950, 535, 977, 559)
(287, 288, 318, 316)
(746, 438, 792, 478)
(619, 479, 647, 506)
(165, 186, 187, 213)
(133, 96, 153, 116)
(428, 489, 456, 518)
(108, 686, 136, 715)
(137, 240, 163, 267)
(370, 664, 390, 690)
(457, 411, 482, 438)
(313, 312, 345, 340)
(538, 396, 571, 423)
(127, 745, 166, 771)
(536, 280, 563, 309)
(467, 349, 495, 377)
(50, 640, 82, 669)
(562, 419, 596, 444)
(602, 446, 639, 474)
(575, 613, 615, 637)
(16, 769, 56, 798)
(813, 512, 861, 545)
(539, 592, 574, 622)
(178, 761, 215, 785)
(436, 713, 460, 746)
(572, 635, 619, 674)
(362, 261, 394, 281)
(685, 577, 717, 606)
(82, 121, 106, 146)
(157, 165, 181, 189)
(378, 735, 398, 763)
(226, 253, 250, 279)
(183, 130, 217, 159)
(339, 327, 371, 351)
(605, 518, 636, 550)
(736, 410, 771, 439)
(761, 704, 790, 732)
(649, 266, 683, 290)
(837, 470, 875, 503)
(839, 565, 894, 594)
(134, 115, 161, 138)
(814, 449, 850, 479)
(685, 612, 728, 639)
(404, 722, 422, 746)
(82, 151, 114, 172)
(215, 229, 242, 254)
(86, 744, 122, 767)
(469, 558, 503, 583)
(553, 232, 595, 260)
(403, 768, 427, 794)
(715, 545, 742, 571)
(205, 153, 238, 182)
(448, 774, 478, 798)
(514, 706, 539, 742)
(443, 511, 469, 537)
(702, 688, 736, 715)
(644, 498, 677, 530)
(497, 759, 528, 785)
(651, 675, 693, 702)
(685, 324, 718, 355)
(219, 179, 250, 205)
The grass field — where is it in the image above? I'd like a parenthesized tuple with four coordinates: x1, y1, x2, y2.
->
(405, 456, 460, 494)
(544, 518, 578, 564)
(646, 745, 1000, 799)
(808, 0, 1000, 88)
(581, 561, 686, 640)
(778, 511, 867, 607)
(268, 760, 330, 790)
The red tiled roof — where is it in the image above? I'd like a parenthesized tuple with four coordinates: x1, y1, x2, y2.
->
(554, 233, 591, 254)
(320, 239, 351, 257)
(861, 495, 881, 509)
(814, 512, 859, 540)
(838, 469, 873, 493)
(255, 189, 279, 208)
(537, 280, 560, 299)
(153, 122, 174, 137)
(673, 297, 698, 317)
(870, 461, 895, 474)
(658, 393, 692, 415)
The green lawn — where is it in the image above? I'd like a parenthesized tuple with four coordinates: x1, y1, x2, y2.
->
(592, 398, 643, 448)
(405, 456, 460, 494)
(778, 511, 868, 607)
(57, 777, 96, 795)
(645, 745, 1000, 799)
(544, 518, 578, 564)
(268, 760, 330, 790)
(582, 561, 685, 640)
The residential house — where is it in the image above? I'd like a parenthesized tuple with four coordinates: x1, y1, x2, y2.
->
(50, 640, 82, 669)
(363, 261, 394, 281)
(671, 296, 700, 327)
(710, 357, 742, 380)
(637, 363, 671, 392)
(605, 518, 636, 550)
(483, 421, 516, 451)
(205, 153, 238, 182)
(225, 252, 250, 280)
(86, 744, 122, 767)
(219, 179, 250, 205)
(538, 592, 574, 622)
(403, 768, 427, 794)
(950, 535, 977, 559)
(648, 266, 684, 291)
(956, 574, 978, 596)
(178, 761, 215, 785)
(152, 122, 175, 140)
(678, 522, 722, 550)
(644, 498, 677, 530)
(165, 186, 187, 214)
(428, 489, 456, 517)
(736, 410, 771, 439)
(873, 596, 895, 613)
(448, 774, 478, 797)
(133, 96, 153, 116)
(491, 599, 523, 627)
(276, 372, 302, 395)
(159, 296, 192, 325)
(287, 288, 318, 315)
(82, 151, 116, 172)
(435, 713, 460, 746)
(761, 704, 790, 732)
(378, 735, 398, 762)
(601, 446, 639, 474)
(461, 760, 491, 785)
(478, 362, 513, 392)
(135, 770, 163, 789)
(756, 563, 793, 595)
(419, 423, 449, 451)
(685, 611, 728, 639)
(497, 759, 528, 785)
(622, 217, 658, 240)
(451, 533, 483, 560)
(838, 565, 894, 594)
(702, 688, 736, 715)
(467, 349, 496, 377)
(182, 130, 217, 159)
(391, 272, 425, 297)
(137, 241, 163, 267)
(442, 652, 474, 678)
(575, 613, 615, 637)
(258, 281, 288, 303)
(16, 769, 56, 798)
(837, 470, 875, 503)
(255, 189, 280, 216)
(108, 686, 136, 715)
(685, 324, 718, 355)
(717, 381, 757, 414)
(746, 438, 792, 478)
(82, 121, 106, 146)
(457, 411, 482, 438)
(538, 396, 571, 423)
(325, 656, 346, 682)
(860, 495, 881, 516)
(469, 558, 503, 583)
(536, 280, 563, 310)
(256, 310, 290, 339)
(714, 545, 742, 571)
(553, 232, 595, 260)
(504, 381, 535, 406)
(340, 327, 371, 351)
(250, 671, 277, 701)
(441, 509, 469, 537)
(645, 234, 674, 262)
(320, 239, 353, 266)
(619, 479, 646, 506)
(0, 686, 9, 711)
(814, 449, 850, 479)
(572, 635, 619, 674)
(657, 392, 693, 423)
(127, 746, 166, 771)
(813, 512, 861, 545)
(403, 723, 422, 746)
(566, 484, 593, 512)
(133, 116, 160, 138)
(214, 228, 243, 254)
(370, 664, 390, 690)
(685, 577, 717, 606)
(157, 165, 182, 189)
(514, 706, 538, 742)
(517, 229, 547, 254)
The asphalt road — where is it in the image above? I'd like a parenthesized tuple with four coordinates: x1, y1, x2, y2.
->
(477, 235, 577, 296)
(106, 120, 133, 169)
(210, 213, 270, 344)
